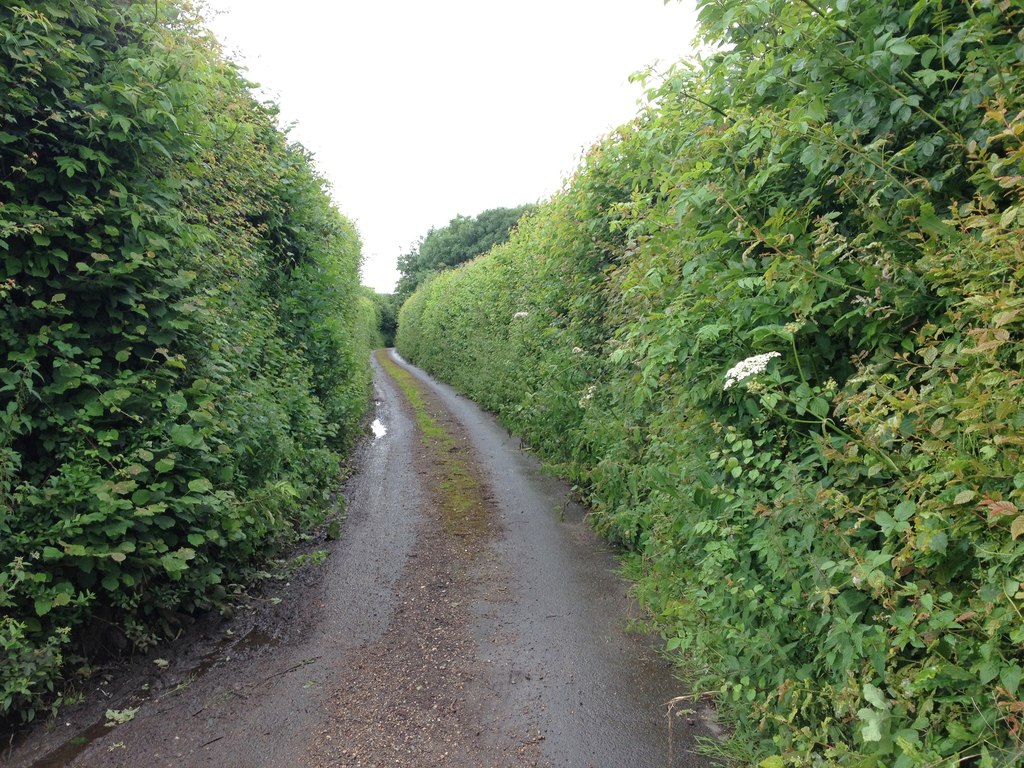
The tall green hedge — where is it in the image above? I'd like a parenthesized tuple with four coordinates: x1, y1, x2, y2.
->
(398, 1, 1024, 764)
(1, 1, 371, 723)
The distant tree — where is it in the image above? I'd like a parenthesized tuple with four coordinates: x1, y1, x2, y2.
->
(369, 291, 399, 347)
(396, 205, 535, 299)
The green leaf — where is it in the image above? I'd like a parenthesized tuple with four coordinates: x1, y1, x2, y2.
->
(808, 397, 830, 419)
(918, 203, 955, 238)
(876, 510, 897, 536)
(55, 156, 87, 177)
(888, 39, 917, 57)
(34, 597, 52, 617)
(169, 424, 194, 447)
(953, 490, 976, 505)
(979, 660, 1001, 684)
(893, 500, 916, 521)
(111, 114, 133, 134)
(1000, 665, 1022, 696)
(858, 708, 886, 742)
(922, 530, 948, 554)
(806, 97, 827, 122)
(104, 707, 138, 726)
(187, 477, 213, 493)
(155, 457, 175, 473)
(863, 683, 889, 710)
(166, 393, 187, 415)
(160, 553, 188, 574)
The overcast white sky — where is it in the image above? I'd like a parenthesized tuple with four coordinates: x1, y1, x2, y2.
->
(200, 1, 699, 292)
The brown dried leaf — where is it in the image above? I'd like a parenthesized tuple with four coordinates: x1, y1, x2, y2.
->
(980, 499, 1018, 520)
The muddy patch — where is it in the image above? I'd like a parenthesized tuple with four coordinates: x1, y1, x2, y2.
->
(3, 564, 327, 768)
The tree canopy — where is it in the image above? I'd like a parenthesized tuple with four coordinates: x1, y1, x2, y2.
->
(395, 205, 535, 299)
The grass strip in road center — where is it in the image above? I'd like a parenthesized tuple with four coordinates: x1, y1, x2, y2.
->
(375, 350, 491, 543)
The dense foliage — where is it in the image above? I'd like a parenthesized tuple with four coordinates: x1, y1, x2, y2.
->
(398, 0, 1024, 764)
(367, 290, 399, 348)
(1, 0, 372, 723)
(394, 205, 535, 299)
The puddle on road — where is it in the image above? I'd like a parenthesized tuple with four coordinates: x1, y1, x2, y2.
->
(27, 688, 147, 768)
(371, 418, 387, 439)
(233, 627, 281, 654)
(27, 717, 112, 768)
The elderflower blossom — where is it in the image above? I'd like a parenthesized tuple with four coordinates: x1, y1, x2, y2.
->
(572, 346, 584, 354)
(578, 384, 597, 409)
(513, 311, 529, 319)
(783, 321, 803, 334)
(723, 351, 781, 391)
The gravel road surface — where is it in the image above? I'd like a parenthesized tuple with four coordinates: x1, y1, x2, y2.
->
(4, 351, 717, 767)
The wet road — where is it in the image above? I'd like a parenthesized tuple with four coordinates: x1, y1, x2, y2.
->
(391, 351, 720, 766)
(4, 350, 716, 767)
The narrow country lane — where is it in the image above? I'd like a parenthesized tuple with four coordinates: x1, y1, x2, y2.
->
(4, 351, 718, 768)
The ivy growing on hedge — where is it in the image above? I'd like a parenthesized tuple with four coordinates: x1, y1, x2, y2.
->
(398, 0, 1024, 764)
(1, 1, 372, 723)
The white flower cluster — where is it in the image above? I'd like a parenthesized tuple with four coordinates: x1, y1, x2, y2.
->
(513, 311, 529, 319)
(572, 346, 584, 354)
(578, 384, 597, 409)
(723, 351, 781, 390)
